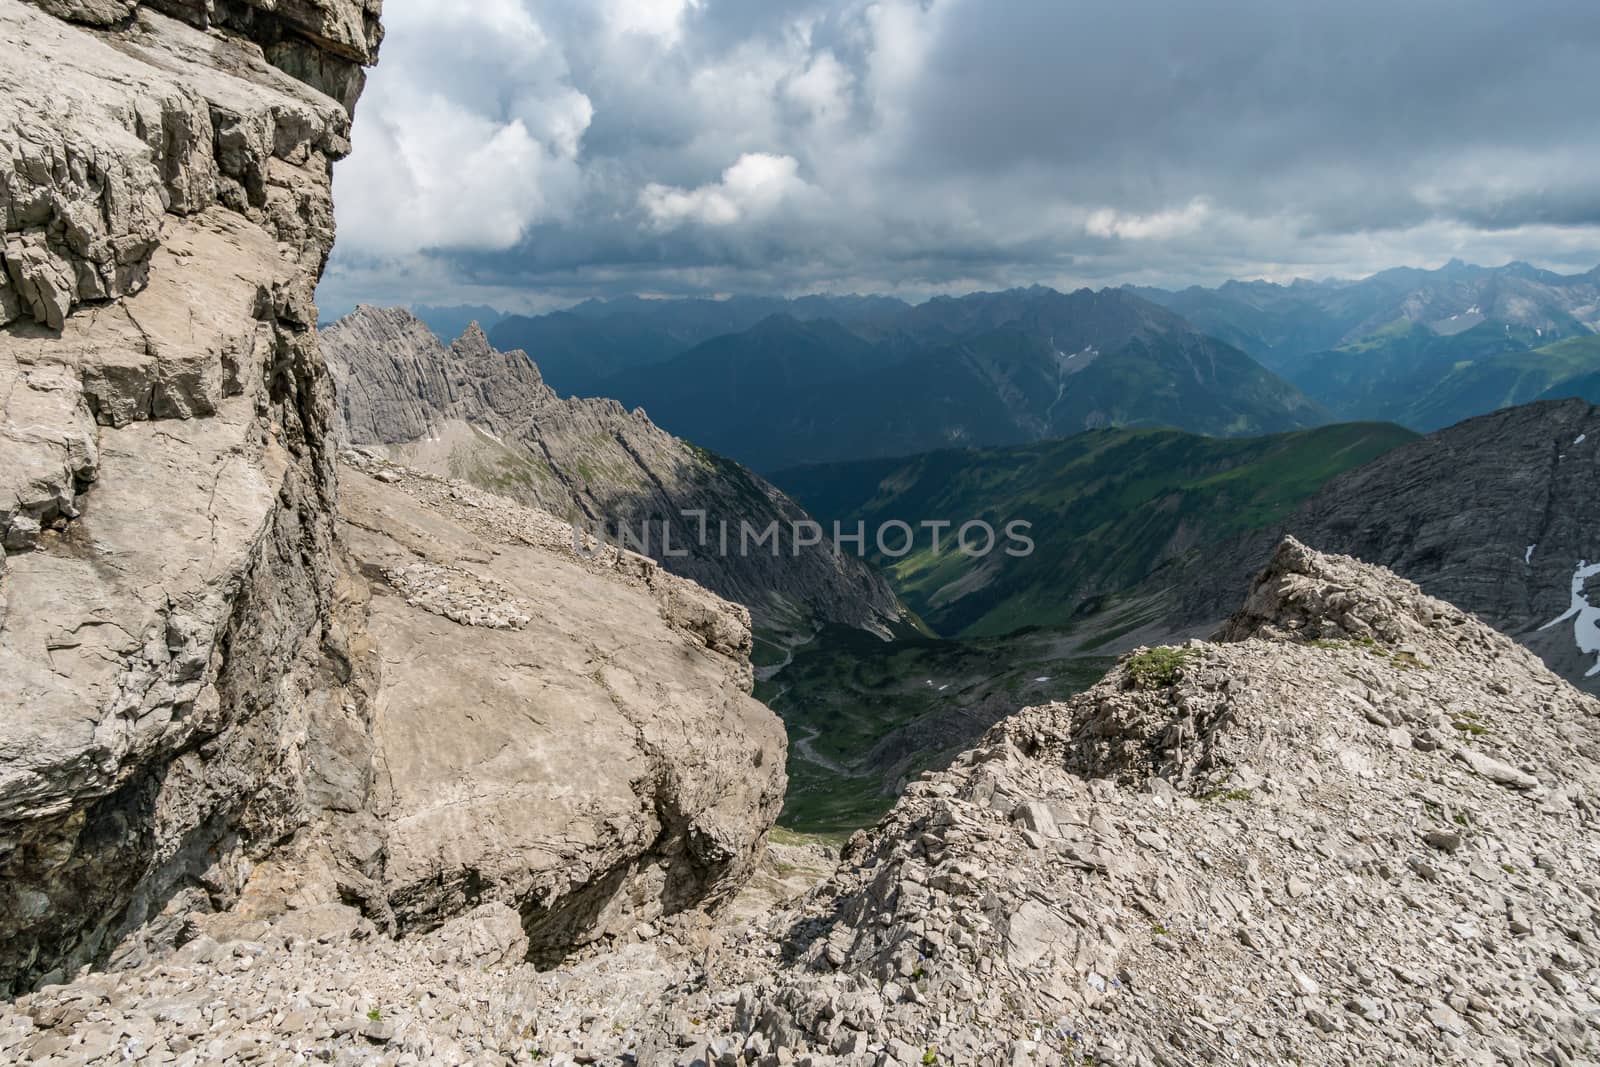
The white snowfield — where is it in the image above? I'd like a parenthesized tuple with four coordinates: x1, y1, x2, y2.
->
(1540, 560, 1600, 677)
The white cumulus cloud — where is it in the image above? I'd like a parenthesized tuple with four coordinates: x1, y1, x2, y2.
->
(332, 0, 592, 258)
(1086, 200, 1214, 241)
(600, 0, 703, 43)
(641, 153, 816, 229)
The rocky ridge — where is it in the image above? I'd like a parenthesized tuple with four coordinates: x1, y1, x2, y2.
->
(320, 305, 906, 640)
(2, 0, 788, 1010)
(1160, 397, 1600, 695)
(723, 538, 1600, 1064)
(6, 540, 1597, 1065)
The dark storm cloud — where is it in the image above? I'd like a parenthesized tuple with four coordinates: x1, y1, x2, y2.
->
(320, 0, 1600, 314)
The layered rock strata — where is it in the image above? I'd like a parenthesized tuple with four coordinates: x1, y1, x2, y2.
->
(0, 0, 378, 994)
(2, 0, 788, 1002)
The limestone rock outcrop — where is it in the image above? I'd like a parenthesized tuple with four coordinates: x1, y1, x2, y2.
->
(1162, 398, 1600, 694)
(2, 0, 788, 1000)
(0, 0, 374, 994)
(722, 537, 1600, 1064)
(320, 305, 907, 640)
(334, 453, 785, 960)
(6, 539, 1598, 1065)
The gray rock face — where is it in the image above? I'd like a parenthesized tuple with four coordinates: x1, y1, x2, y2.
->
(6, 540, 1598, 1066)
(1162, 398, 1600, 694)
(0, 0, 370, 994)
(321, 305, 906, 638)
(334, 454, 786, 961)
(1, 0, 794, 1000)
(723, 539, 1600, 1064)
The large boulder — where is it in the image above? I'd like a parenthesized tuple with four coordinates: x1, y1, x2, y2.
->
(335, 457, 786, 960)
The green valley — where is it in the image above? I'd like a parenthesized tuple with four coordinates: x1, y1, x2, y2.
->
(774, 421, 1417, 637)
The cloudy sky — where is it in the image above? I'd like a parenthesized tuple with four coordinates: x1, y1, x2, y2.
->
(319, 0, 1600, 316)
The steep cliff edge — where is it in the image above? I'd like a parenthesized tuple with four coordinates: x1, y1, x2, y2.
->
(320, 305, 907, 640)
(0, 0, 379, 993)
(1, 0, 786, 999)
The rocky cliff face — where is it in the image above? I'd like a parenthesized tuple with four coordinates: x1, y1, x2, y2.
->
(320, 304, 906, 640)
(5, 540, 1596, 1064)
(1161, 398, 1600, 694)
(0, 0, 378, 994)
(1, 0, 787, 1000)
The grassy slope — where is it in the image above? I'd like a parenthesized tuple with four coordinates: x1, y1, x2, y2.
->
(1276, 322, 1600, 430)
(1404, 335, 1600, 430)
(775, 421, 1417, 637)
(760, 624, 1115, 833)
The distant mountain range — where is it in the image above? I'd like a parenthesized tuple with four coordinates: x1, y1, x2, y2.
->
(488, 295, 906, 398)
(1134, 259, 1600, 426)
(319, 306, 906, 641)
(489, 288, 1322, 472)
(449, 260, 1600, 473)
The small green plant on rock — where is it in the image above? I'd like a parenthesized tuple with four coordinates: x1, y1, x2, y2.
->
(1393, 650, 1429, 670)
(1125, 647, 1197, 690)
(366, 1006, 382, 1023)
(923, 1048, 940, 1065)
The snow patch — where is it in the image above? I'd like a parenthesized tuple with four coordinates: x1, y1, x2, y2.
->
(1575, 434, 1587, 446)
(1033, 676, 1051, 683)
(1538, 561, 1600, 678)
(1526, 544, 1537, 565)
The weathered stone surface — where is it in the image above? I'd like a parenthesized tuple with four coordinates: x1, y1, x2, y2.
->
(338, 455, 786, 959)
(7, 540, 1599, 1066)
(0, 1, 356, 333)
(321, 305, 907, 639)
(0, 0, 370, 994)
(719, 538, 1600, 1064)
(1163, 398, 1600, 694)
(2, 0, 794, 1005)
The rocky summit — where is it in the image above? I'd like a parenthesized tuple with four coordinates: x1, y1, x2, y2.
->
(4, 537, 1597, 1065)
(320, 305, 905, 640)
(723, 538, 1600, 1065)
(5, 2, 1600, 1066)
(1162, 397, 1600, 695)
